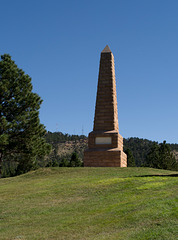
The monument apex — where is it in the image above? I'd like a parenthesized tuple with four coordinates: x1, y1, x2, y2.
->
(83, 45, 127, 167)
(101, 45, 112, 53)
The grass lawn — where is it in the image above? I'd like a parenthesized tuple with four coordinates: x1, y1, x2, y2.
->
(0, 167, 177, 240)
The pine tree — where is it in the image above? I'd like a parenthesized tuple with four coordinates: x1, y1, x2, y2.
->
(146, 141, 178, 170)
(125, 148, 136, 167)
(69, 152, 81, 167)
(0, 54, 51, 177)
(146, 142, 160, 168)
(159, 141, 177, 170)
(59, 158, 69, 167)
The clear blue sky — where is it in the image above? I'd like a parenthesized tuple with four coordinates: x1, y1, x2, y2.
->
(0, 0, 178, 143)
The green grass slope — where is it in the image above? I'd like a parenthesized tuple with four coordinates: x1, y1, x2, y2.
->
(0, 168, 177, 240)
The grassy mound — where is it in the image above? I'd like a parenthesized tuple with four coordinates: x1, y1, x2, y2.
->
(0, 167, 177, 240)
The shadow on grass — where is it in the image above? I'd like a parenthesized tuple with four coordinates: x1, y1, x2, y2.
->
(135, 174, 178, 177)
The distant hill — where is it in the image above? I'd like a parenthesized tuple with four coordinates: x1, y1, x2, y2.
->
(45, 131, 87, 144)
(45, 132, 88, 164)
(45, 132, 178, 167)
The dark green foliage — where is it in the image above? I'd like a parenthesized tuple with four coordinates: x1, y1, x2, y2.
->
(124, 138, 178, 170)
(51, 160, 59, 167)
(0, 54, 51, 177)
(125, 148, 135, 167)
(169, 143, 178, 151)
(146, 141, 178, 170)
(1, 157, 17, 177)
(124, 138, 178, 168)
(124, 138, 156, 166)
(45, 161, 53, 167)
(145, 142, 160, 168)
(46, 131, 87, 144)
(59, 158, 69, 167)
(69, 152, 81, 167)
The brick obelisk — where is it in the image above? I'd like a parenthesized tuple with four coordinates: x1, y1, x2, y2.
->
(83, 45, 127, 167)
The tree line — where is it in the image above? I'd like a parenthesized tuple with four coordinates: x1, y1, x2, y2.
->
(124, 139, 178, 170)
(44, 133, 178, 171)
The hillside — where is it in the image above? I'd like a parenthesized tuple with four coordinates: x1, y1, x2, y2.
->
(45, 132, 178, 166)
(56, 139, 87, 158)
(0, 167, 177, 240)
(172, 150, 178, 160)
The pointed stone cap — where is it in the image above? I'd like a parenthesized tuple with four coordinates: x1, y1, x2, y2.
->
(102, 45, 112, 53)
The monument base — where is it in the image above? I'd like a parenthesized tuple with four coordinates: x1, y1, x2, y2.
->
(84, 148, 127, 167)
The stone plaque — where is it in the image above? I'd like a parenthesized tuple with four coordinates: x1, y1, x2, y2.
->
(95, 137, 112, 145)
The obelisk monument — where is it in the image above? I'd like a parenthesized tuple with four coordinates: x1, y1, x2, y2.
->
(84, 45, 127, 167)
